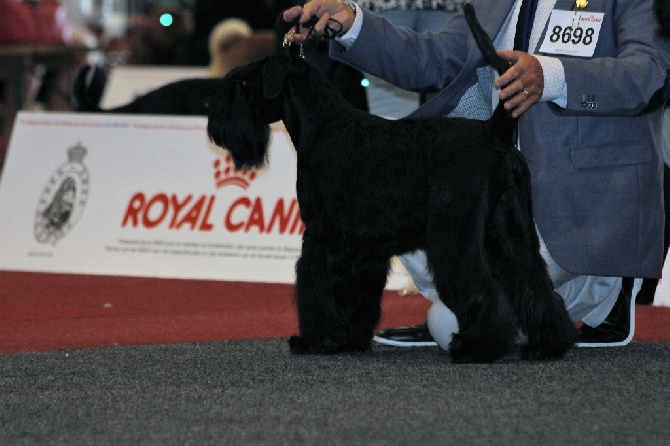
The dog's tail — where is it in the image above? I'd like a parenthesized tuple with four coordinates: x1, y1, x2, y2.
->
(463, 3, 516, 145)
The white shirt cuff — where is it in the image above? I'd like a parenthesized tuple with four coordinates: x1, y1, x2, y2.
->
(536, 55, 567, 108)
(336, 2, 363, 48)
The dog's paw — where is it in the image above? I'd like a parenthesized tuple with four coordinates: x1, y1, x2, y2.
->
(448, 332, 513, 363)
(448, 339, 484, 363)
(449, 343, 504, 364)
(522, 324, 577, 360)
(522, 300, 577, 360)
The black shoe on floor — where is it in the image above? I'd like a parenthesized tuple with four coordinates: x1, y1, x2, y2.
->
(373, 322, 437, 347)
(577, 277, 635, 347)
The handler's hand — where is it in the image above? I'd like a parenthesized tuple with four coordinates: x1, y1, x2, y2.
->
(283, 0, 356, 44)
(494, 50, 544, 118)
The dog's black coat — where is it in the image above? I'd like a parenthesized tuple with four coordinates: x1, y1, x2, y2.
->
(207, 5, 576, 362)
(656, 0, 670, 37)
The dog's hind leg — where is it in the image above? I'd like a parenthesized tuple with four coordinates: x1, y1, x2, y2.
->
(487, 184, 577, 360)
(425, 200, 519, 363)
(290, 232, 388, 354)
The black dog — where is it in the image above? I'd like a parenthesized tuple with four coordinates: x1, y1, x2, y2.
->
(71, 65, 224, 115)
(207, 5, 577, 362)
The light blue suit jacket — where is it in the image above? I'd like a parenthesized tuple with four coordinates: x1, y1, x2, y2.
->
(332, 0, 670, 278)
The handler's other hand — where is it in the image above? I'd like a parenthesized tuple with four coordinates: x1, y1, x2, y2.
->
(283, 0, 355, 44)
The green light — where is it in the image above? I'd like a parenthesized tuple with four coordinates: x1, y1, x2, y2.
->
(159, 13, 173, 27)
(361, 78, 370, 87)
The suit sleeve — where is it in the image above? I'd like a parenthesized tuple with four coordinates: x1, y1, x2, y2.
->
(330, 8, 471, 93)
(556, 0, 670, 116)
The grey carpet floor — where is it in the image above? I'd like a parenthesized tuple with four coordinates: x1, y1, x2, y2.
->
(1, 339, 668, 445)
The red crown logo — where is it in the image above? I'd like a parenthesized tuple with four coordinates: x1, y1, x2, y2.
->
(213, 154, 257, 190)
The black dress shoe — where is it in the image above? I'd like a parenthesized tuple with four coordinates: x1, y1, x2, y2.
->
(577, 277, 634, 347)
(373, 322, 437, 347)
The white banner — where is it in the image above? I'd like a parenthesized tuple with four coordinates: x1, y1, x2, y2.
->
(0, 112, 410, 288)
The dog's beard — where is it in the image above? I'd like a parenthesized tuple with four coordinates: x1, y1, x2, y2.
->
(207, 87, 271, 169)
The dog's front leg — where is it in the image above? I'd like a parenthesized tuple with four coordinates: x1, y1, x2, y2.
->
(290, 234, 388, 354)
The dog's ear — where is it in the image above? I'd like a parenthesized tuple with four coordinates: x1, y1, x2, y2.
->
(262, 56, 302, 99)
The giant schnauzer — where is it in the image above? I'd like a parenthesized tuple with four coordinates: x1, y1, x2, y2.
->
(207, 4, 577, 362)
